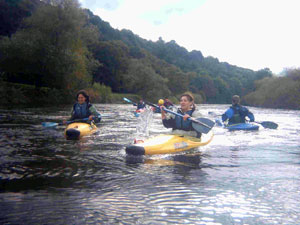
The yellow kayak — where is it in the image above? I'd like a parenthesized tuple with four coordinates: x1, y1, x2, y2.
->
(126, 131, 214, 155)
(64, 122, 98, 140)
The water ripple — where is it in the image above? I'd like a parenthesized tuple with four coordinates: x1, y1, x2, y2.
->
(0, 105, 300, 224)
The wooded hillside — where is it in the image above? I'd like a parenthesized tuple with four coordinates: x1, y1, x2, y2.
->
(0, 0, 298, 109)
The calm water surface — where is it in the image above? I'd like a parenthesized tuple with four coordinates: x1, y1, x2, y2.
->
(0, 104, 299, 224)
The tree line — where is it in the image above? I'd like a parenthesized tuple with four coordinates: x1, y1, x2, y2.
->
(244, 69, 300, 109)
(0, 0, 299, 109)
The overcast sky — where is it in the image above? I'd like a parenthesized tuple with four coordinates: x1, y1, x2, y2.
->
(79, 0, 300, 74)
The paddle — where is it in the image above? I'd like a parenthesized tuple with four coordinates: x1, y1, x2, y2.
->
(123, 97, 137, 106)
(253, 121, 278, 129)
(208, 111, 278, 129)
(42, 118, 89, 128)
(145, 101, 215, 134)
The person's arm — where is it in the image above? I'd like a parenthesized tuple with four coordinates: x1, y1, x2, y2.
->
(247, 111, 255, 122)
(161, 106, 176, 128)
(222, 108, 233, 122)
(89, 105, 101, 123)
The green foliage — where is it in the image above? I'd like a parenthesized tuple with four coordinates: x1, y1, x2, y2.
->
(0, 81, 71, 107)
(84, 8, 275, 104)
(1, 0, 296, 109)
(120, 58, 171, 101)
(211, 77, 231, 103)
(111, 93, 142, 104)
(0, 0, 37, 37)
(193, 93, 205, 104)
(87, 82, 112, 103)
(0, 81, 27, 105)
(0, 0, 98, 93)
(244, 69, 300, 109)
(92, 40, 130, 91)
(189, 74, 217, 102)
(255, 68, 272, 80)
(162, 66, 189, 95)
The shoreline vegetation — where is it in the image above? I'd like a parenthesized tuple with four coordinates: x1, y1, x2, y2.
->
(0, 81, 140, 107)
(1, 78, 299, 110)
(0, 0, 299, 110)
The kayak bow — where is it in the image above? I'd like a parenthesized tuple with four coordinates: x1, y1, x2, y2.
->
(126, 131, 214, 155)
(64, 122, 98, 140)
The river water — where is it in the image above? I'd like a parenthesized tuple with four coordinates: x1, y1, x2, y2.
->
(0, 104, 299, 225)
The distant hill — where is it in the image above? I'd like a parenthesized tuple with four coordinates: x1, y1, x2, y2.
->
(84, 8, 272, 103)
(0, 0, 277, 106)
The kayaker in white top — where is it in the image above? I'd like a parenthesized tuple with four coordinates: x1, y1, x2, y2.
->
(161, 92, 203, 138)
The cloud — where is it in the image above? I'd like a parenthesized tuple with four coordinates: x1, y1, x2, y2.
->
(153, 20, 163, 26)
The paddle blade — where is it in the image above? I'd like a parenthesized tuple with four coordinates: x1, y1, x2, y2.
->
(42, 122, 58, 128)
(123, 97, 137, 106)
(123, 97, 132, 103)
(215, 118, 224, 127)
(259, 121, 278, 129)
(192, 118, 215, 134)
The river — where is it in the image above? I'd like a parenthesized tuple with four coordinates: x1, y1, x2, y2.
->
(0, 104, 299, 224)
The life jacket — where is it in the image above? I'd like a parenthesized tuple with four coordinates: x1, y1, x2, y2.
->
(229, 105, 249, 124)
(164, 99, 173, 108)
(72, 102, 92, 120)
(174, 108, 195, 131)
(137, 102, 145, 110)
(154, 107, 161, 113)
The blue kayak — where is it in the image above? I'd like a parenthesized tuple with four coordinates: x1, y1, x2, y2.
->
(215, 119, 259, 131)
(134, 109, 145, 117)
(226, 123, 259, 131)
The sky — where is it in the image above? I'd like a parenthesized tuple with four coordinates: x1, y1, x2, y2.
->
(78, 0, 300, 74)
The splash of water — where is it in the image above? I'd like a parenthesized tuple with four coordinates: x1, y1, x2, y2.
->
(136, 107, 153, 138)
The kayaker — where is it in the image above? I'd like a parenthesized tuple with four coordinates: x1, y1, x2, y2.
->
(163, 98, 174, 108)
(153, 98, 174, 113)
(161, 92, 202, 138)
(222, 95, 254, 125)
(153, 99, 164, 113)
(137, 99, 146, 110)
(64, 90, 101, 124)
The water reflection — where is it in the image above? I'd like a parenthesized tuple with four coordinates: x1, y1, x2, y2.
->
(0, 104, 300, 224)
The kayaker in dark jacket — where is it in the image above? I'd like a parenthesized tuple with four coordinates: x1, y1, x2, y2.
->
(163, 98, 174, 108)
(222, 95, 254, 125)
(153, 98, 174, 113)
(64, 90, 101, 124)
(137, 99, 146, 110)
(161, 93, 202, 138)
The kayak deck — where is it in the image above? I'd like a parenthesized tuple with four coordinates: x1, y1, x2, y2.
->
(215, 119, 259, 131)
(226, 123, 259, 131)
(64, 122, 98, 140)
(126, 131, 214, 155)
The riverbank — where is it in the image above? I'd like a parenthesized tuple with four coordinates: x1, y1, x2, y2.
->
(0, 81, 140, 108)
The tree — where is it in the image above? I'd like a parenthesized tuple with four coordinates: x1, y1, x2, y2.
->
(121, 59, 170, 100)
(212, 77, 231, 103)
(255, 68, 273, 80)
(0, 0, 39, 37)
(189, 74, 217, 102)
(0, 0, 99, 92)
(163, 66, 189, 95)
(244, 69, 300, 109)
(92, 40, 130, 92)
